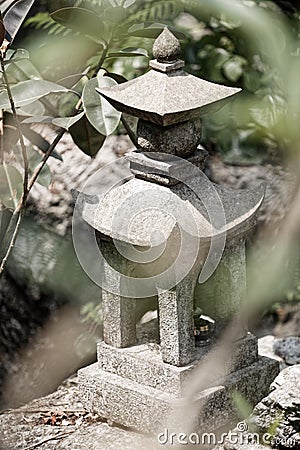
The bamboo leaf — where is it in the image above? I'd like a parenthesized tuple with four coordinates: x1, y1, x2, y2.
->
(0, 163, 23, 209)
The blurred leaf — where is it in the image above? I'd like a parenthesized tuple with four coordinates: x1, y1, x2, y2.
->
(27, 147, 52, 187)
(13, 143, 53, 186)
(2, 0, 35, 42)
(123, 0, 137, 6)
(222, 129, 266, 165)
(2, 123, 18, 152)
(223, 57, 245, 82)
(50, 6, 108, 42)
(57, 72, 87, 89)
(16, 100, 45, 117)
(22, 116, 54, 124)
(105, 6, 127, 24)
(5, 48, 29, 60)
(128, 22, 186, 40)
(243, 69, 261, 92)
(0, 163, 23, 209)
(5, 54, 42, 81)
(52, 111, 84, 130)
(106, 47, 148, 58)
(83, 73, 121, 136)
(249, 95, 285, 129)
(69, 113, 106, 157)
(0, 80, 68, 110)
(232, 392, 252, 420)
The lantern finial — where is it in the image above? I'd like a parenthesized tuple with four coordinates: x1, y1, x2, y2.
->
(152, 27, 181, 63)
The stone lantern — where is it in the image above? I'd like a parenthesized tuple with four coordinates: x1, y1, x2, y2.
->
(78, 28, 279, 432)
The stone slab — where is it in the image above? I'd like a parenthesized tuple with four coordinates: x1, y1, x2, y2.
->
(97, 333, 259, 396)
(127, 147, 208, 186)
(78, 356, 279, 433)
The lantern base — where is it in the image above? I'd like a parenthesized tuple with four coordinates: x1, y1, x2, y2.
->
(78, 334, 279, 433)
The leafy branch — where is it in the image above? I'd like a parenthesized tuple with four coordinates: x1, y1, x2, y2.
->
(0, 0, 186, 276)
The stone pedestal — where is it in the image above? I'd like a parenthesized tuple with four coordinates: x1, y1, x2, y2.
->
(78, 334, 279, 432)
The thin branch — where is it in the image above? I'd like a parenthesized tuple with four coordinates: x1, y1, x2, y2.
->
(0, 209, 23, 275)
(21, 430, 76, 450)
(94, 41, 108, 74)
(0, 109, 4, 164)
(0, 56, 29, 198)
(0, 54, 29, 278)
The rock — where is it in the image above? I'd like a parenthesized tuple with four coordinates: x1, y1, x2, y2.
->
(0, 375, 158, 450)
(215, 365, 300, 450)
(274, 336, 300, 365)
(258, 335, 287, 370)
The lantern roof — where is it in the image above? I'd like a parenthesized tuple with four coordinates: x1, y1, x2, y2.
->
(83, 178, 264, 246)
(96, 28, 241, 126)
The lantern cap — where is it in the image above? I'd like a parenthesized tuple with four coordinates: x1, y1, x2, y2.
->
(97, 28, 241, 126)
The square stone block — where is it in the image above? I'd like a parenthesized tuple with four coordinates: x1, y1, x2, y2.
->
(96, 333, 259, 397)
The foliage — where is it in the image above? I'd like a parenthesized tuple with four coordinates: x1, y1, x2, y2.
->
(0, 0, 189, 276)
(178, 0, 299, 164)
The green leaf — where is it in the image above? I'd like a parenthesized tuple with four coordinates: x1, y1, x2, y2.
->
(106, 47, 148, 58)
(69, 113, 106, 157)
(50, 6, 108, 42)
(2, 0, 36, 42)
(128, 22, 186, 40)
(0, 80, 68, 110)
(83, 74, 121, 136)
(52, 111, 84, 130)
(0, 163, 23, 209)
